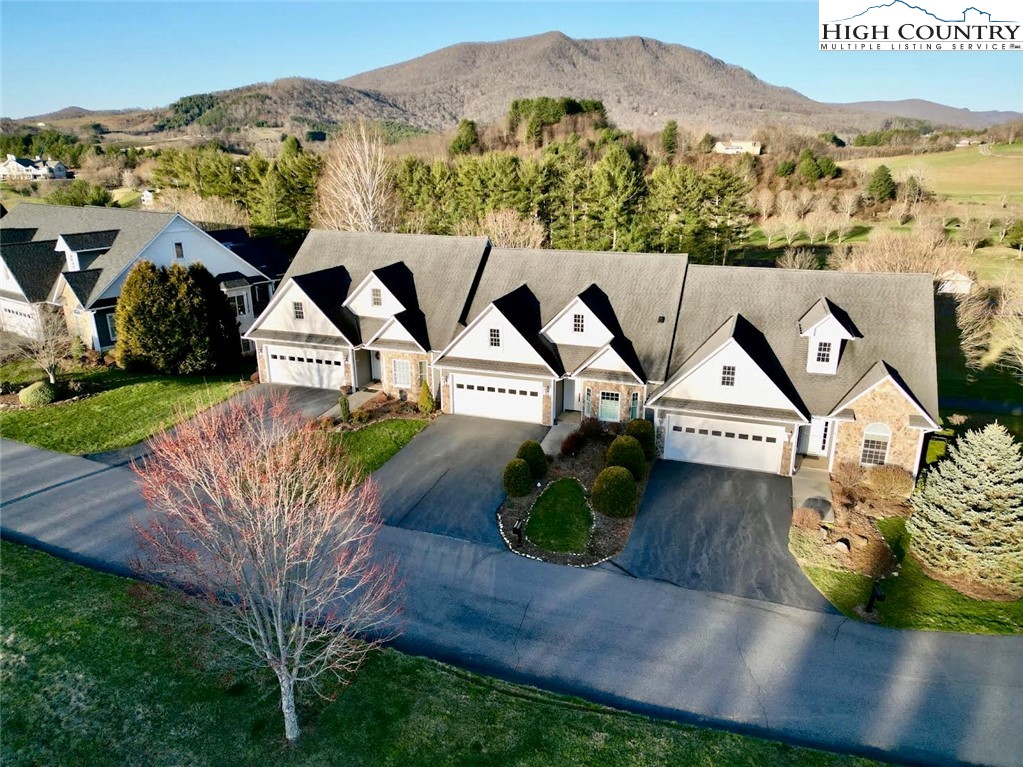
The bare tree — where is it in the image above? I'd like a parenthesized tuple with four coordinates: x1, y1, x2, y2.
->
(795, 189, 817, 219)
(134, 396, 401, 743)
(154, 189, 250, 228)
(456, 208, 546, 248)
(777, 189, 799, 220)
(315, 120, 397, 232)
(956, 287, 997, 372)
(995, 210, 1020, 244)
(839, 228, 967, 279)
(959, 218, 990, 253)
(755, 188, 776, 221)
(839, 190, 860, 220)
(760, 217, 784, 248)
(777, 247, 819, 270)
(994, 280, 1023, 380)
(19, 306, 75, 384)
(781, 214, 804, 247)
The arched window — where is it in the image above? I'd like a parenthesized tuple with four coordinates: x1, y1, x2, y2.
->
(860, 423, 891, 466)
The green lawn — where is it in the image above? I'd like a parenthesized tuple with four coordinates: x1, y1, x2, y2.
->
(1, 541, 880, 767)
(0, 365, 246, 454)
(803, 518, 1023, 634)
(334, 418, 428, 478)
(525, 478, 593, 553)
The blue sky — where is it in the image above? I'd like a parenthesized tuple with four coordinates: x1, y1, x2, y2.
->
(1, 1, 1020, 118)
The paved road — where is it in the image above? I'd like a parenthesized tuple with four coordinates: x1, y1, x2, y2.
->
(612, 462, 836, 612)
(2, 435, 1022, 767)
(373, 415, 548, 546)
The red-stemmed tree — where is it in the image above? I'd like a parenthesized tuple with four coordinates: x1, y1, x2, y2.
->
(134, 395, 401, 742)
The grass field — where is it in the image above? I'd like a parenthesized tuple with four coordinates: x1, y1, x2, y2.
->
(0, 364, 246, 454)
(1, 541, 881, 767)
(524, 478, 593, 553)
(334, 418, 428, 479)
(802, 518, 1022, 634)
(841, 146, 1023, 204)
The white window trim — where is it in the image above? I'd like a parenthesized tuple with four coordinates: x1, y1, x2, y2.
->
(721, 365, 736, 387)
(292, 301, 305, 320)
(815, 341, 832, 364)
(584, 386, 592, 418)
(630, 391, 640, 420)
(489, 328, 501, 348)
(860, 423, 891, 466)
(228, 292, 248, 317)
(598, 390, 621, 422)
(371, 287, 382, 307)
(393, 358, 412, 388)
(573, 313, 585, 333)
(105, 312, 117, 341)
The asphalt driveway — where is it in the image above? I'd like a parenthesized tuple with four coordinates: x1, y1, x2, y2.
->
(611, 462, 835, 612)
(372, 415, 549, 546)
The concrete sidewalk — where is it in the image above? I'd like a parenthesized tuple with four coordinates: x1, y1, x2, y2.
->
(2, 437, 1022, 767)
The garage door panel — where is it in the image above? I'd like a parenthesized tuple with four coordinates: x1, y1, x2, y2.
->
(451, 373, 544, 424)
(266, 345, 346, 390)
(665, 415, 784, 474)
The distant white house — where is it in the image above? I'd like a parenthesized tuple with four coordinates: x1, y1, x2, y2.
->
(140, 189, 155, 206)
(713, 141, 762, 156)
(0, 154, 68, 181)
(937, 270, 975, 296)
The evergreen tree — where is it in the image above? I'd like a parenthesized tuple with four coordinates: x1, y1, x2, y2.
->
(701, 166, 753, 265)
(798, 150, 822, 184)
(187, 263, 241, 374)
(645, 163, 706, 254)
(585, 143, 645, 251)
(867, 164, 897, 202)
(449, 119, 480, 156)
(661, 120, 678, 157)
(338, 391, 352, 423)
(418, 379, 436, 415)
(817, 156, 839, 179)
(697, 133, 716, 153)
(249, 164, 290, 231)
(776, 160, 796, 178)
(909, 423, 1023, 598)
(114, 261, 172, 370)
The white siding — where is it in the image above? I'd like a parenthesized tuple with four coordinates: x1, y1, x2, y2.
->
(0, 259, 25, 299)
(579, 346, 633, 374)
(345, 275, 404, 319)
(372, 318, 418, 345)
(660, 340, 797, 412)
(803, 314, 846, 375)
(445, 306, 549, 366)
(543, 297, 613, 347)
(96, 216, 266, 301)
(256, 282, 347, 339)
(0, 298, 39, 338)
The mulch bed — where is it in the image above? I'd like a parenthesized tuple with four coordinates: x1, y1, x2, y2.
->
(497, 436, 648, 567)
(327, 392, 433, 432)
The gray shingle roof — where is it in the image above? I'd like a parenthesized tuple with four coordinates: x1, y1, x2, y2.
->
(63, 269, 102, 305)
(463, 248, 689, 382)
(0, 240, 65, 302)
(0, 204, 176, 306)
(582, 370, 641, 385)
(656, 398, 808, 423)
(283, 230, 491, 350)
(556, 344, 601, 373)
(61, 229, 119, 253)
(438, 357, 555, 378)
(798, 296, 862, 337)
(245, 329, 349, 348)
(667, 266, 939, 421)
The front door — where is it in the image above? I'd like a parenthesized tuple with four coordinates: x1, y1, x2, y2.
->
(563, 379, 577, 412)
(370, 351, 382, 381)
(805, 418, 831, 457)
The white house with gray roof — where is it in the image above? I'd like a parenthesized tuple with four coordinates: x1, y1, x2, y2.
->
(0, 204, 274, 351)
(246, 230, 939, 479)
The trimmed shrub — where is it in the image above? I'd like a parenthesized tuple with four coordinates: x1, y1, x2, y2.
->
(580, 416, 603, 439)
(338, 392, 352, 423)
(792, 506, 822, 530)
(18, 381, 58, 407)
(607, 421, 625, 437)
(560, 430, 586, 457)
(418, 379, 436, 415)
(516, 440, 548, 480)
(591, 466, 638, 518)
(866, 465, 914, 499)
(832, 461, 865, 488)
(503, 458, 533, 497)
(625, 418, 656, 460)
(605, 435, 646, 481)
(351, 409, 370, 424)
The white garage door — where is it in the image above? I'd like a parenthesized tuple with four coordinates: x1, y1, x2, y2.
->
(266, 345, 346, 390)
(451, 373, 544, 423)
(0, 299, 38, 339)
(664, 415, 785, 474)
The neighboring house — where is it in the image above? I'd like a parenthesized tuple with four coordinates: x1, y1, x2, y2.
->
(140, 189, 155, 206)
(245, 231, 939, 479)
(0, 205, 275, 350)
(0, 154, 68, 180)
(244, 231, 492, 396)
(713, 141, 762, 156)
(937, 270, 975, 296)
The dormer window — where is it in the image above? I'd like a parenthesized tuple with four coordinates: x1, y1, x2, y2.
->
(573, 314, 585, 333)
(371, 288, 382, 307)
(815, 341, 832, 364)
(721, 365, 736, 387)
(489, 328, 501, 348)
(799, 297, 859, 376)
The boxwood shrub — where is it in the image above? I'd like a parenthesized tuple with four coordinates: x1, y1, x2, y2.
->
(18, 381, 59, 407)
(605, 435, 646, 480)
(516, 439, 548, 480)
(503, 458, 534, 497)
(625, 418, 655, 460)
(560, 429, 586, 457)
(591, 466, 638, 518)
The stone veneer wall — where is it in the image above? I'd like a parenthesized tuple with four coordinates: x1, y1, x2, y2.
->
(833, 379, 926, 475)
(580, 380, 645, 423)
(255, 341, 269, 383)
(779, 430, 795, 476)
(377, 350, 431, 399)
(59, 282, 95, 349)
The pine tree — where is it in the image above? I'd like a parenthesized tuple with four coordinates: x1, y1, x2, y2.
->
(115, 261, 173, 370)
(701, 166, 754, 266)
(645, 163, 706, 254)
(867, 164, 897, 202)
(449, 119, 480, 156)
(585, 143, 645, 251)
(660, 120, 678, 157)
(338, 391, 352, 423)
(418, 379, 435, 415)
(909, 423, 1023, 598)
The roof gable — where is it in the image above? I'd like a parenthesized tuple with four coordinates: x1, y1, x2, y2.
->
(0, 240, 65, 302)
(439, 301, 557, 374)
(829, 361, 939, 428)
(798, 297, 861, 339)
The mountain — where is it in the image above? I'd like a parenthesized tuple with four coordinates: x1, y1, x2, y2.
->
(340, 31, 881, 134)
(832, 99, 1023, 129)
(20, 105, 138, 122)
